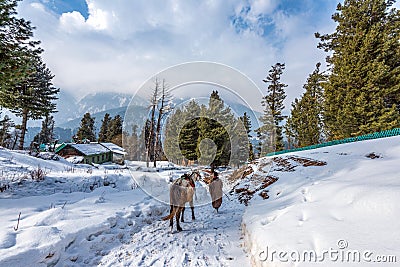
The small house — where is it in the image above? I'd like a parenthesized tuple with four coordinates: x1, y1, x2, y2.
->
(100, 142, 127, 164)
(56, 143, 113, 164)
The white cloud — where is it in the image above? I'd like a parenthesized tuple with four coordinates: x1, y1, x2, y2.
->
(60, 11, 87, 32)
(18, 0, 338, 111)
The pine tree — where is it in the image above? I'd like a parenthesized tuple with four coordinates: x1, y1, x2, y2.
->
(231, 117, 249, 167)
(287, 63, 326, 147)
(108, 115, 123, 146)
(0, 0, 42, 93)
(179, 100, 201, 163)
(98, 113, 111, 142)
(315, 0, 400, 139)
(260, 63, 287, 152)
(284, 116, 295, 149)
(143, 118, 154, 164)
(137, 120, 149, 161)
(165, 91, 238, 167)
(2, 56, 59, 149)
(239, 112, 254, 161)
(0, 1, 57, 150)
(33, 114, 55, 146)
(164, 108, 184, 164)
(130, 125, 140, 160)
(107, 115, 122, 139)
(197, 91, 233, 168)
(239, 112, 252, 137)
(254, 129, 263, 157)
(122, 125, 139, 161)
(0, 114, 14, 148)
(76, 112, 96, 142)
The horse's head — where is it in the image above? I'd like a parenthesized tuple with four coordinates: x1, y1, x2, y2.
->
(190, 170, 202, 182)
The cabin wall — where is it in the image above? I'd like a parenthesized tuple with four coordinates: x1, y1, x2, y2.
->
(83, 152, 112, 165)
(57, 147, 82, 158)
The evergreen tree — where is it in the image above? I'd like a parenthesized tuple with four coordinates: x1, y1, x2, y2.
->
(284, 116, 295, 149)
(137, 120, 149, 161)
(287, 63, 326, 147)
(2, 56, 59, 149)
(0, 0, 42, 93)
(0, 114, 14, 148)
(33, 114, 55, 145)
(164, 108, 184, 164)
(239, 112, 255, 161)
(107, 115, 122, 140)
(130, 125, 140, 160)
(260, 63, 287, 152)
(123, 125, 139, 161)
(255, 129, 263, 158)
(179, 100, 201, 162)
(197, 91, 233, 168)
(98, 113, 111, 142)
(108, 115, 123, 146)
(231, 118, 249, 167)
(316, 0, 400, 139)
(165, 91, 238, 167)
(76, 112, 96, 142)
(0, 1, 57, 150)
(143, 118, 154, 163)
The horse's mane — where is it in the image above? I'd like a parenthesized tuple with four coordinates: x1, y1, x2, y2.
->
(172, 171, 199, 187)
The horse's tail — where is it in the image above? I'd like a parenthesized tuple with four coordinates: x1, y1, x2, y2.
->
(162, 206, 177, 221)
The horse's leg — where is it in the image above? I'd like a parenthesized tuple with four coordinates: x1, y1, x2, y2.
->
(176, 207, 183, 232)
(181, 207, 185, 222)
(190, 200, 195, 220)
(169, 205, 177, 230)
(169, 206, 174, 230)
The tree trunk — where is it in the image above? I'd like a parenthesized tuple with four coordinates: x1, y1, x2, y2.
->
(18, 109, 28, 150)
(154, 82, 166, 168)
(146, 80, 159, 167)
(12, 131, 19, 150)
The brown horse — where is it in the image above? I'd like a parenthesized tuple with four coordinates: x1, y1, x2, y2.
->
(162, 171, 201, 232)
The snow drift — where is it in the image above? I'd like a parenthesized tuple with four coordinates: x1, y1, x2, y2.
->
(242, 136, 400, 266)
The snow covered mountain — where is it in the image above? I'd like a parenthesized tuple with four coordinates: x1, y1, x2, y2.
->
(58, 105, 148, 133)
(75, 92, 133, 115)
(53, 91, 145, 127)
(54, 92, 262, 132)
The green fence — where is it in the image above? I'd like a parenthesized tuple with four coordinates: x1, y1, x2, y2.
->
(266, 128, 400, 157)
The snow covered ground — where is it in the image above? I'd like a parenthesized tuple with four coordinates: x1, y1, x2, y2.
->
(242, 136, 400, 266)
(0, 150, 248, 266)
(0, 135, 399, 267)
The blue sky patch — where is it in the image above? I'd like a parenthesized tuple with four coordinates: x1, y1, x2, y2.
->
(40, 0, 89, 19)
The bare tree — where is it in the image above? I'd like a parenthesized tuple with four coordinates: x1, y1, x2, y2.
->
(145, 79, 159, 167)
(153, 79, 173, 167)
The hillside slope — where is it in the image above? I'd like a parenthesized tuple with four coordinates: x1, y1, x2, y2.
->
(241, 136, 400, 266)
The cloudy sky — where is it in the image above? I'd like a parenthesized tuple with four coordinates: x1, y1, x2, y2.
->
(18, 0, 344, 112)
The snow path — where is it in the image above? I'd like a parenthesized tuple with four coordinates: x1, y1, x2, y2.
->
(0, 153, 250, 267)
(0, 192, 248, 267)
(99, 197, 249, 267)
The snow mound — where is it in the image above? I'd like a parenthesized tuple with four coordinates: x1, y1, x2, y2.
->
(242, 136, 400, 266)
